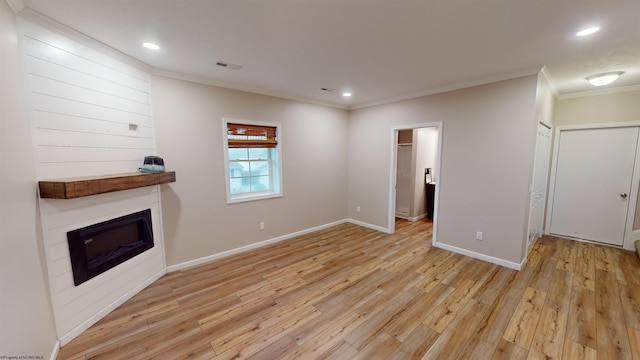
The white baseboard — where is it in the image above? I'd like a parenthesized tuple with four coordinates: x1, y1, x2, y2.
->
(433, 241, 523, 270)
(49, 340, 60, 360)
(58, 269, 166, 346)
(407, 214, 426, 222)
(394, 214, 426, 222)
(347, 218, 392, 234)
(166, 219, 349, 272)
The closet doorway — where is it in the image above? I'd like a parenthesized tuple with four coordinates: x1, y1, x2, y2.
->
(388, 122, 443, 241)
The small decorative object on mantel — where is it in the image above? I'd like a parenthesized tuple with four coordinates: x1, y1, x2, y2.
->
(138, 156, 165, 174)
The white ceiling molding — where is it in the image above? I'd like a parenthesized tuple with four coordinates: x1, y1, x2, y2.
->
(557, 84, 640, 100)
(151, 68, 350, 111)
(18, 7, 152, 73)
(351, 66, 543, 111)
(539, 66, 559, 99)
(154, 64, 543, 112)
(5, 0, 25, 13)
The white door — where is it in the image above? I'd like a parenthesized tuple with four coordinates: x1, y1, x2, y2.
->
(549, 127, 639, 246)
(527, 123, 552, 250)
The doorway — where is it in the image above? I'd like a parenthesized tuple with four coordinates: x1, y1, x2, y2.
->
(388, 122, 443, 240)
(395, 133, 413, 218)
(547, 124, 640, 250)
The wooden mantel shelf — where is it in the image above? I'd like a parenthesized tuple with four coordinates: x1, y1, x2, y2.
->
(38, 171, 176, 199)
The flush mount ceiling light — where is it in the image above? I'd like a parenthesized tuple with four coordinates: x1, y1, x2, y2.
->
(576, 26, 600, 37)
(142, 42, 160, 50)
(586, 71, 623, 86)
(342, 92, 352, 97)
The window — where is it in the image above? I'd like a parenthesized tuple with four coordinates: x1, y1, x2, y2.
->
(222, 119, 282, 203)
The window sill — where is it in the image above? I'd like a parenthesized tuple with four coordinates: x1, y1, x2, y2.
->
(227, 192, 282, 204)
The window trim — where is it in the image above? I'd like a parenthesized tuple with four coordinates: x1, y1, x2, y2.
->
(222, 118, 283, 204)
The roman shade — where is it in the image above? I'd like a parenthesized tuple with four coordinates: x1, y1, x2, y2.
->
(227, 123, 277, 148)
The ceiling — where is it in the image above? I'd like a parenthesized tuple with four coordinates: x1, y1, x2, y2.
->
(11, 0, 640, 109)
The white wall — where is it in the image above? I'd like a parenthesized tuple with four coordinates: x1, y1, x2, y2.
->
(554, 90, 640, 126)
(0, 1, 58, 356)
(395, 144, 412, 216)
(152, 75, 349, 266)
(19, 19, 166, 344)
(348, 76, 538, 266)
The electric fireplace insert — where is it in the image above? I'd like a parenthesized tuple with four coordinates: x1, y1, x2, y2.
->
(67, 209, 154, 286)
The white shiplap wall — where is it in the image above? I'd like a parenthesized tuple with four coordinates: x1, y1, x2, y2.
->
(20, 19, 166, 345)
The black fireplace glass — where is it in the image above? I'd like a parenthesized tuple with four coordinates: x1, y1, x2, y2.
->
(67, 209, 154, 286)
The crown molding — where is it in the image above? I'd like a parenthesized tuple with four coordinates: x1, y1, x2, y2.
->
(538, 66, 559, 98)
(17, 7, 151, 73)
(557, 84, 640, 100)
(151, 68, 350, 111)
(5, 0, 25, 13)
(350, 66, 544, 110)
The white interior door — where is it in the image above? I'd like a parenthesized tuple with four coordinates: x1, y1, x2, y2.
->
(527, 123, 552, 250)
(549, 127, 639, 246)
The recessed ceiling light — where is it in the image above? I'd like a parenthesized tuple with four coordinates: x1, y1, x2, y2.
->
(342, 92, 352, 97)
(586, 71, 623, 86)
(142, 42, 160, 50)
(576, 26, 600, 37)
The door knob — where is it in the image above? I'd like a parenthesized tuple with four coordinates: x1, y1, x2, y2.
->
(621, 193, 628, 199)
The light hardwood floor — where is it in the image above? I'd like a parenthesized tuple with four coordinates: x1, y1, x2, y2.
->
(58, 219, 640, 359)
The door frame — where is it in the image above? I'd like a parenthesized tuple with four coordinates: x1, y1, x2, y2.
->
(546, 122, 640, 252)
(525, 122, 552, 257)
(387, 121, 443, 245)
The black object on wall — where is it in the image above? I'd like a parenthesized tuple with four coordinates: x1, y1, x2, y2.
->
(426, 183, 436, 220)
(67, 209, 154, 286)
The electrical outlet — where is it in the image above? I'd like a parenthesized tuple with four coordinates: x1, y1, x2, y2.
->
(356, 206, 361, 213)
(259, 222, 265, 230)
(476, 231, 483, 241)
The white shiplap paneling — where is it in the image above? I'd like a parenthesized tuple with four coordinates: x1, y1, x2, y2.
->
(37, 147, 152, 163)
(31, 111, 154, 137)
(28, 74, 152, 116)
(37, 161, 143, 180)
(21, 25, 149, 83)
(23, 19, 154, 179)
(24, 54, 151, 104)
(33, 128, 155, 149)
(30, 93, 153, 127)
(21, 19, 166, 345)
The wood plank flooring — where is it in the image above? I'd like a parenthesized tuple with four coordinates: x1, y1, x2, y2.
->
(57, 219, 640, 359)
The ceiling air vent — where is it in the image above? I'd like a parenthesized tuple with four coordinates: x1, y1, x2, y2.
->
(216, 61, 242, 70)
(320, 87, 336, 92)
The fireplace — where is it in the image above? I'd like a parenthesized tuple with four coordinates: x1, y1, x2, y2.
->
(67, 209, 154, 286)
